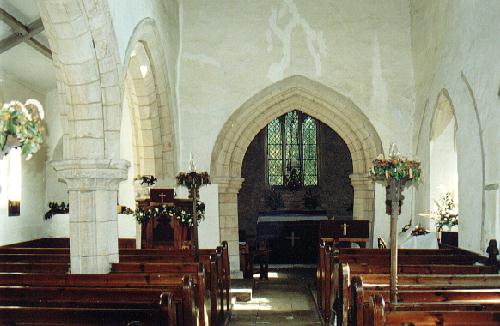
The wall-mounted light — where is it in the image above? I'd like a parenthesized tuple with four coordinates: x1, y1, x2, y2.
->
(8, 200, 20, 216)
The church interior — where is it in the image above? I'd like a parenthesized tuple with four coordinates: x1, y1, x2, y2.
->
(0, 0, 499, 325)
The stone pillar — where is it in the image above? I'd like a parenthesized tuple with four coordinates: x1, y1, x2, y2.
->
(214, 177, 244, 278)
(350, 173, 375, 246)
(52, 159, 129, 274)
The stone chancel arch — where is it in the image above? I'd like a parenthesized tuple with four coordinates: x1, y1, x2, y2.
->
(211, 75, 383, 272)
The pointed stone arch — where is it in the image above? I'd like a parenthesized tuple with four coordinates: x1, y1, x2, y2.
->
(211, 75, 383, 271)
(122, 18, 178, 183)
(429, 89, 459, 228)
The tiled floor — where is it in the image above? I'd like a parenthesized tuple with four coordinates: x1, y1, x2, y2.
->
(229, 269, 321, 325)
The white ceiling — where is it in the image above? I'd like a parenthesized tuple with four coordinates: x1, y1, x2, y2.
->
(0, 0, 56, 92)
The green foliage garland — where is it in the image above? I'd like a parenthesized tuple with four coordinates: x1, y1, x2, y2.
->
(133, 202, 205, 227)
(369, 157, 421, 184)
(176, 171, 210, 189)
(1, 100, 45, 159)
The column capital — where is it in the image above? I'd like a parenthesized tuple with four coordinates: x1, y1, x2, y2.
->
(349, 173, 373, 186)
(212, 176, 244, 194)
(52, 159, 130, 191)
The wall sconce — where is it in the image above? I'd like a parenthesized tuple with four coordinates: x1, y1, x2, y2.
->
(8, 200, 20, 216)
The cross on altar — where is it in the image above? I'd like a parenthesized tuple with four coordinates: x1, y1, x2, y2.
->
(158, 193, 167, 202)
(285, 231, 301, 247)
(341, 223, 349, 236)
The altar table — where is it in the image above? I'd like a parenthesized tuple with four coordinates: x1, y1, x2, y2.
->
(399, 232, 439, 249)
(256, 212, 327, 264)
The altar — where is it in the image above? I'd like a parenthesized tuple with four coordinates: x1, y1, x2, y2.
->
(256, 211, 328, 264)
(399, 232, 439, 249)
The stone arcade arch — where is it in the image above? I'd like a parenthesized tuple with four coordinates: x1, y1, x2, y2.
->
(429, 90, 459, 223)
(211, 76, 383, 272)
(38, 0, 128, 273)
(122, 18, 178, 184)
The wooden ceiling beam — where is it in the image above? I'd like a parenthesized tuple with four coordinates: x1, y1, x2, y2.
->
(0, 8, 52, 59)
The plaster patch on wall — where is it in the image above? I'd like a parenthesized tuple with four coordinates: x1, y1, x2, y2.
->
(266, 0, 326, 82)
(183, 52, 221, 68)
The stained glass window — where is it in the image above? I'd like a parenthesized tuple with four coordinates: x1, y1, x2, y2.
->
(266, 111, 318, 186)
(302, 116, 318, 185)
(267, 118, 283, 185)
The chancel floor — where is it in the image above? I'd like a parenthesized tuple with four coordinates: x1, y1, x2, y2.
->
(229, 268, 321, 325)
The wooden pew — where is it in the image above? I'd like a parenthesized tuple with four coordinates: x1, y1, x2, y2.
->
(317, 243, 497, 326)
(0, 273, 198, 326)
(120, 243, 232, 316)
(111, 261, 212, 326)
(0, 262, 69, 273)
(0, 248, 230, 310)
(0, 237, 135, 249)
(351, 275, 500, 326)
(340, 263, 500, 326)
(0, 241, 232, 324)
(367, 294, 500, 326)
(0, 287, 177, 325)
(0, 306, 175, 326)
(316, 244, 482, 323)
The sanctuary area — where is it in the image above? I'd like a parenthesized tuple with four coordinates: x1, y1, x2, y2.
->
(0, 0, 499, 325)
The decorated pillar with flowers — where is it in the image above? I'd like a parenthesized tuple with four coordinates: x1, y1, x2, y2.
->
(370, 143, 421, 303)
(176, 154, 211, 260)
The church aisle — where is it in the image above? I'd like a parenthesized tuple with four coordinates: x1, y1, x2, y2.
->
(229, 269, 321, 325)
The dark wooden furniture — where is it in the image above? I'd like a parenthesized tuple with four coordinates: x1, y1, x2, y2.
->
(319, 220, 370, 247)
(256, 211, 327, 264)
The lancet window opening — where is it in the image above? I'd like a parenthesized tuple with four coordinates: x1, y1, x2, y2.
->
(266, 110, 318, 187)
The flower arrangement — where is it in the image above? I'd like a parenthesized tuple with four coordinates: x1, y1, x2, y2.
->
(1, 100, 45, 159)
(168, 202, 205, 226)
(369, 144, 421, 184)
(133, 202, 205, 227)
(176, 171, 210, 189)
(432, 192, 458, 232)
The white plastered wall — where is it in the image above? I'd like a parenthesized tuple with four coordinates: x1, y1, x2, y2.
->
(411, 0, 500, 253)
(0, 76, 48, 245)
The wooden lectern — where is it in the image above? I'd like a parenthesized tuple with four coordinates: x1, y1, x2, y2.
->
(140, 188, 194, 249)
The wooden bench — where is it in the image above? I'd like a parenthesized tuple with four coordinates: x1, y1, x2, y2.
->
(351, 275, 500, 326)
(316, 242, 498, 325)
(0, 286, 176, 325)
(339, 262, 500, 326)
(0, 240, 232, 325)
(366, 294, 500, 326)
(0, 273, 198, 326)
(0, 305, 175, 325)
(0, 262, 69, 273)
(111, 261, 213, 326)
(0, 243, 232, 312)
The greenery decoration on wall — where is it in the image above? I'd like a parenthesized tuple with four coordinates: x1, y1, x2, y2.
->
(1, 100, 45, 160)
(133, 202, 205, 227)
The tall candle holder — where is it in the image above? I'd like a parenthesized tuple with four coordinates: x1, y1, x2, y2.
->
(176, 154, 211, 260)
(369, 143, 421, 304)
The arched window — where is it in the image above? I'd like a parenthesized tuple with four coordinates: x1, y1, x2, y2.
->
(266, 111, 318, 187)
